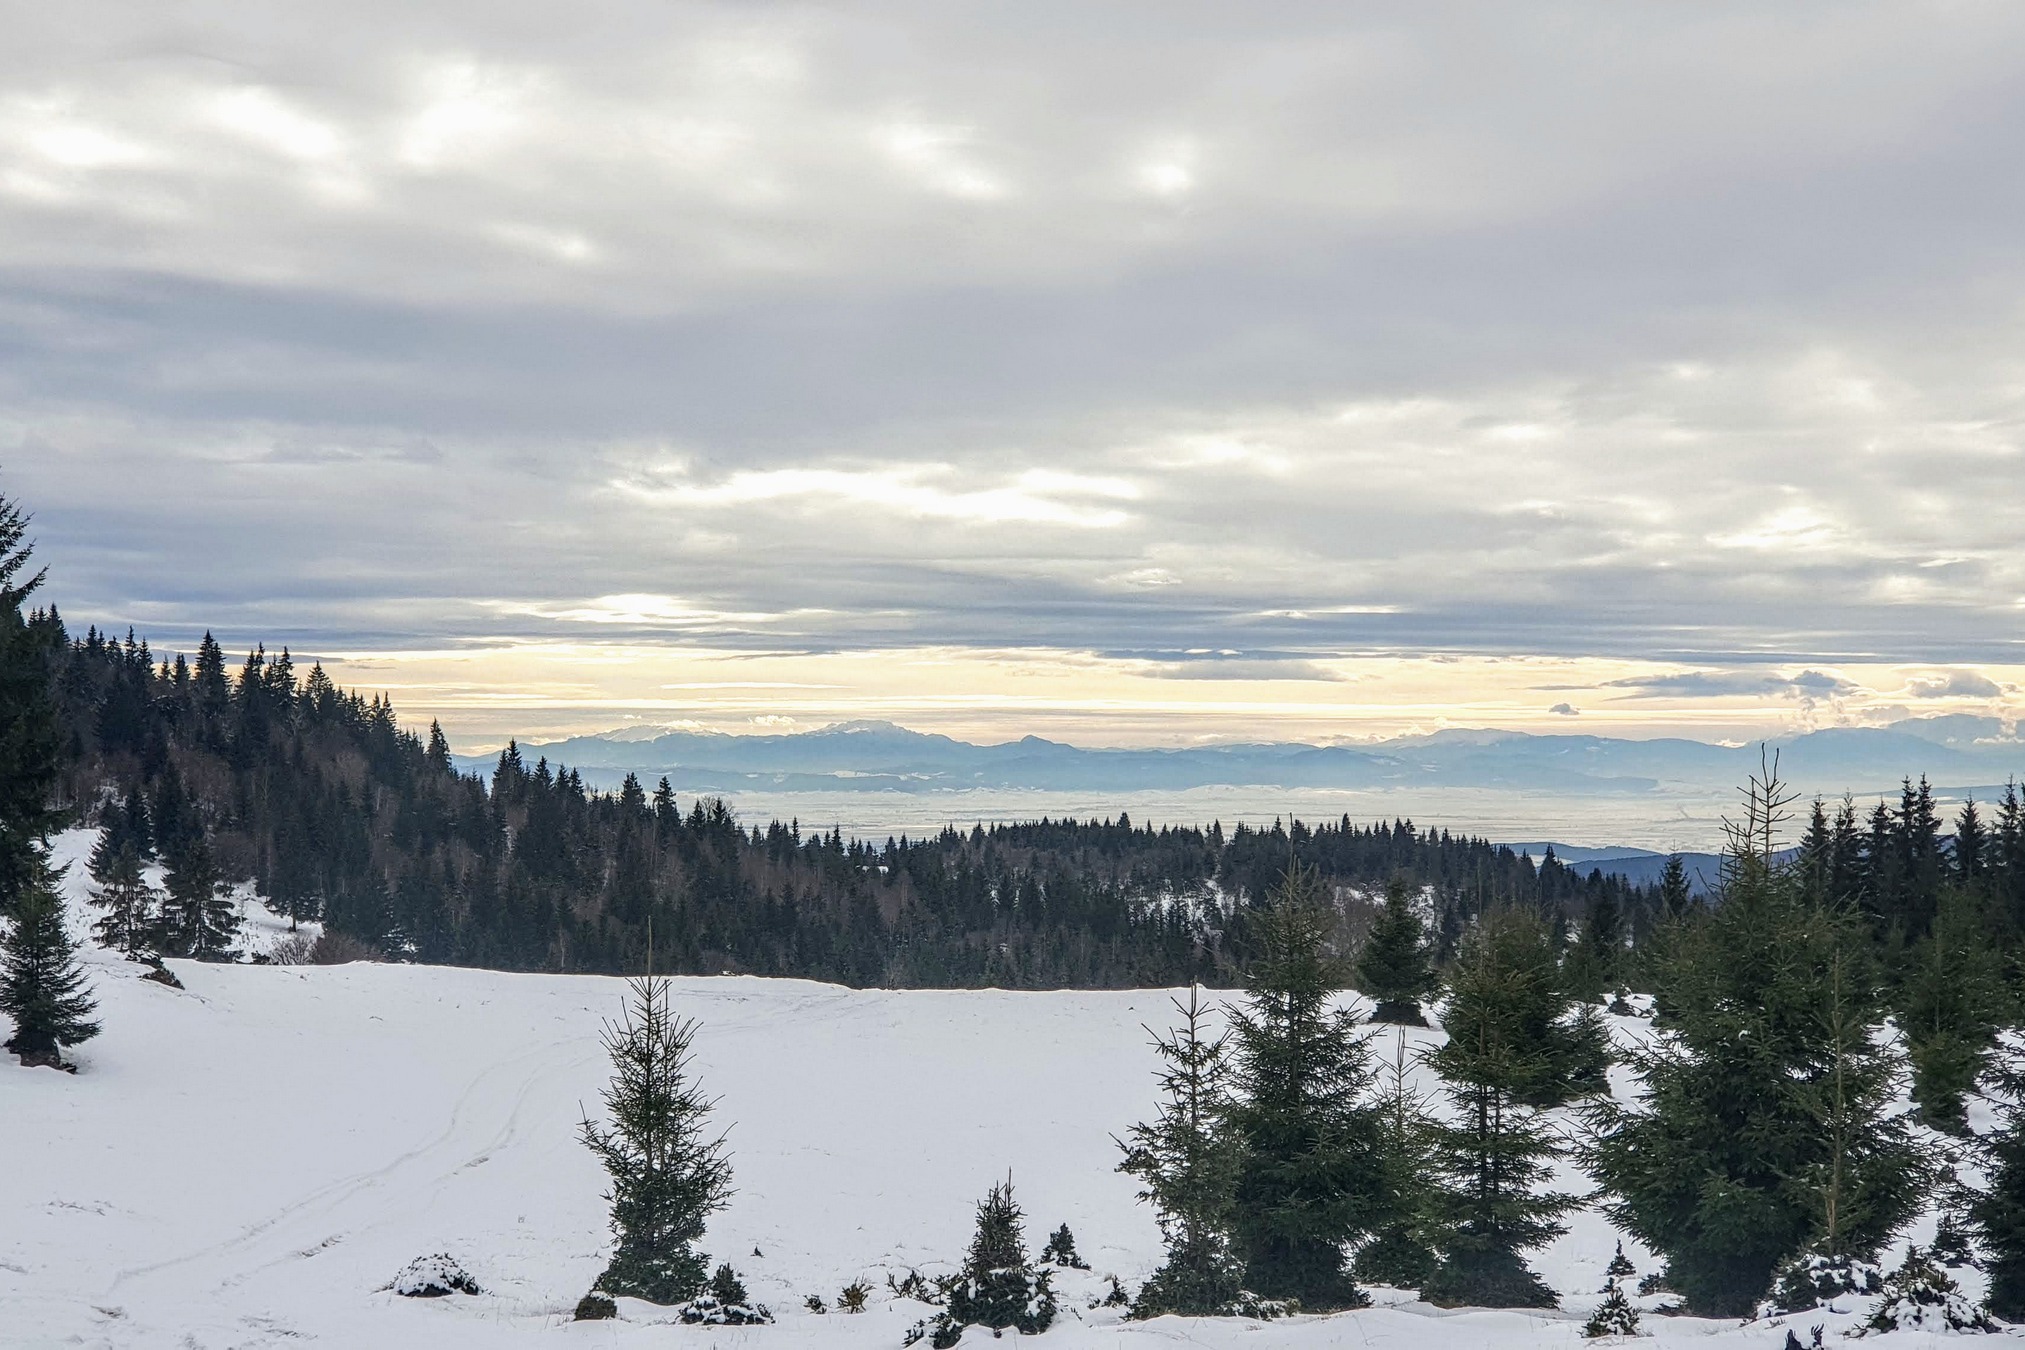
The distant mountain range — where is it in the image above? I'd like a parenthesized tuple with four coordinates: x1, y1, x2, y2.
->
(455, 713, 2024, 805)
(1502, 844, 1747, 896)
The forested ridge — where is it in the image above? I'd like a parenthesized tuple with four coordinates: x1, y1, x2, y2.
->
(22, 606, 1672, 987)
(18, 585, 2025, 1003)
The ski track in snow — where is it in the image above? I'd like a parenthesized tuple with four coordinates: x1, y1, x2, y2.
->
(0, 830, 1983, 1348)
(117, 1034, 585, 1295)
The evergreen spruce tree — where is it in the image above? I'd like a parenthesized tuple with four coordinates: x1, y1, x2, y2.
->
(1355, 1028, 1439, 1289)
(1420, 907, 1576, 1308)
(87, 843, 158, 960)
(1226, 863, 1387, 1310)
(86, 786, 157, 958)
(425, 720, 453, 774)
(941, 1178, 1057, 1339)
(1895, 777, 1944, 940)
(0, 491, 63, 920)
(1862, 1246, 1993, 1334)
(1562, 889, 1624, 1006)
(1584, 1278, 1641, 1338)
(88, 786, 151, 875)
(1590, 757, 1931, 1318)
(1995, 784, 2025, 939)
(1039, 1223, 1087, 1269)
(582, 974, 732, 1305)
(1765, 934, 1932, 1313)
(1954, 800, 1989, 891)
(1657, 856, 1692, 922)
(1356, 878, 1436, 1026)
(1899, 887, 2007, 1134)
(1117, 985, 1246, 1316)
(1972, 1042, 2025, 1320)
(2, 870, 99, 1068)
(160, 832, 239, 960)
(1557, 1001, 1614, 1102)
(1451, 903, 1608, 1111)
(1636, 856, 1696, 1004)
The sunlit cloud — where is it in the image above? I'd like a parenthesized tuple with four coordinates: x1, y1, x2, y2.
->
(620, 464, 1138, 528)
(878, 120, 1007, 200)
(487, 594, 829, 630)
(1710, 505, 1845, 553)
(397, 58, 539, 169)
(209, 88, 346, 162)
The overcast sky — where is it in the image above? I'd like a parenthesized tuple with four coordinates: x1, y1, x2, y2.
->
(5, 2, 2024, 748)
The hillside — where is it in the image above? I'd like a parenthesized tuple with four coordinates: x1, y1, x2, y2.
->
(1, 830, 1971, 1347)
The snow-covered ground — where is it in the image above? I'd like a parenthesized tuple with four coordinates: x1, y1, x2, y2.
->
(0, 830, 1975, 1348)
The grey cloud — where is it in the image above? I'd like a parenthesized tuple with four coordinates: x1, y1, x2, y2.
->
(1548, 703, 1578, 716)
(1905, 670, 2004, 699)
(6, 3, 2025, 675)
(1135, 653, 1349, 682)
(1601, 669, 1861, 701)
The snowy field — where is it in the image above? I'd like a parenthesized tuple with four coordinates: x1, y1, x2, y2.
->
(0, 830, 1977, 1348)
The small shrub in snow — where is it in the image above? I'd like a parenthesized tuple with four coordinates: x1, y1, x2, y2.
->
(807, 1295, 828, 1314)
(889, 1269, 947, 1304)
(709, 1263, 748, 1306)
(140, 961, 183, 989)
(574, 1293, 618, 1321)
(943, 1180, 1056, 1337)
(1606, 1241, 1636, 1280)
(1763, 1253, 1882, 1316)
(1933, 1213, 1979, 1270)
(1781, 1326, 1825, 1350)
(1039, 1225, 1088, 1269)
(310, 931, 382, 965)
(1219, 1290, 1294, 1319)
(906, 1180, 1058, 1347)
(840, 1280, 872, 1313)
(926, 1268, 1054, 1344)
(390, 1253, 480, 1298)
(267, 933, 317, 966)
(902, 1316, 963, 1349)
(1584, 1279, 1642, 1338)
(676, 1294, 773, 1325)
(1859, 1247, 1995, 1335)
(1090, 1276, 1129, 1309)
(1636, 1270, 1673, 1297)
(674, 1263, 772, 1323)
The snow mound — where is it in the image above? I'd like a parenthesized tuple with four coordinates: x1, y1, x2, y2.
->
(1862, 1249, 1995, 1335)
(391, 1253, 481, 1298)
(676, 1293, 775, 1324)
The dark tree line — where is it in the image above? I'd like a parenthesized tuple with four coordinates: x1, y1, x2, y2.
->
(1786, 783, 2025, 1133)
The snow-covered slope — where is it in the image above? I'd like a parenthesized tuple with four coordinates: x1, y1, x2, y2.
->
(0, 831, 1965, 1348)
